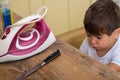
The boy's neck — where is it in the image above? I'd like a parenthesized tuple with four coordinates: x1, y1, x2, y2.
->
(96, 50, 109, 57)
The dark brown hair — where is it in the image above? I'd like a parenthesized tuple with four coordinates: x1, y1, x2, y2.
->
(84, 0, 120, 36)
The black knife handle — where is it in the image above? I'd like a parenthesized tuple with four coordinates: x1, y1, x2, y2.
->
(43, 49, 61, 64)
(17, 49, 61, 80)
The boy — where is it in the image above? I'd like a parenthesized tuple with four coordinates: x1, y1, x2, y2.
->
(80, 0, 120, 72)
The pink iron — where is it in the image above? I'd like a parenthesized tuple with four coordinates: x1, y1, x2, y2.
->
(0, 6, 56, 62)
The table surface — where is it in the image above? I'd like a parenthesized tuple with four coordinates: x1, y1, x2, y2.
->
(0, 13, 120, 80)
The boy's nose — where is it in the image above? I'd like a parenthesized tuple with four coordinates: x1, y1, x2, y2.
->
(89, 37, 97, 44)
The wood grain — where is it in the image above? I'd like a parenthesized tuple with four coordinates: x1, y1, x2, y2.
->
(0, 39, 120, 80)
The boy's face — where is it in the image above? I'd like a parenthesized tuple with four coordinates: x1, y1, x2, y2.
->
(86, 32, 117, 52)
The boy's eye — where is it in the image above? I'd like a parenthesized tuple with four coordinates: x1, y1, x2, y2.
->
(96, 36, 102, 39)
(87, 34, 102, 39)
(87, 34, 91, 37)
(96, 36, 104, 39)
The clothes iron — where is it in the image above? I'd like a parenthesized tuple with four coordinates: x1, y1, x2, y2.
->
(0, 6, 56, 62)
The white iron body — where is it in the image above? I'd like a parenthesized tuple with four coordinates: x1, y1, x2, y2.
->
(0, 6, 56, 62)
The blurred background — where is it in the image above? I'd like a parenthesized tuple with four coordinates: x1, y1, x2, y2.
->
(9, 0, 96, 36)
(9, 0, 119, 36)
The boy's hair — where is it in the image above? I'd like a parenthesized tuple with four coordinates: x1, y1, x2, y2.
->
(84, 0, 120, 36)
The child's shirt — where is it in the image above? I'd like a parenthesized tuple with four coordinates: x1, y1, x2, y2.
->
(80, 36, 120, 66)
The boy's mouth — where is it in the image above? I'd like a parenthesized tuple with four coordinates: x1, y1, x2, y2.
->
(92, 46, 99, 49)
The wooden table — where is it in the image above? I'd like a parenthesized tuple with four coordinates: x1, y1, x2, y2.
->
(0, 13, 120, 80)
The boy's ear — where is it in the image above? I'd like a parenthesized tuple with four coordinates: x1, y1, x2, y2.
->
(112, 28, 120, 39)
